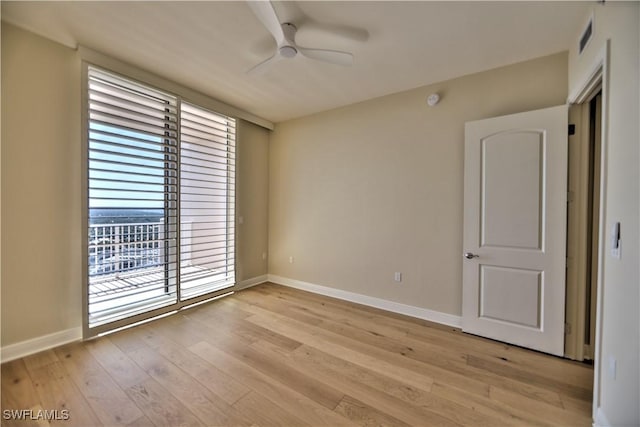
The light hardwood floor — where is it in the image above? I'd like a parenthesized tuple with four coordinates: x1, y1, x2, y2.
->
(1, 283, 593, 426)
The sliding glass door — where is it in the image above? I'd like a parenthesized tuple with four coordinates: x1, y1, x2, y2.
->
(85, 66, 235, 334)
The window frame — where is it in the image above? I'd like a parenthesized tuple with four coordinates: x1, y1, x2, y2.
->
(81, 58, 239, 338)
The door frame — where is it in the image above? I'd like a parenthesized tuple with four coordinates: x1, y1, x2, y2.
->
(567, 40, 609, 423)
(565, 89, 602, 361)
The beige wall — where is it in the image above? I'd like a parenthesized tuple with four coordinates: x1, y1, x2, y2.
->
(269, 52, 568, 316)
(1, 23, 270, 347)
(236, 120, 269, 282)
(1, 23, 82, 345)
(568, 3, 639, 425)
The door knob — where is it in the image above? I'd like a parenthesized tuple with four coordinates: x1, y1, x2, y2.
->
(464, 252, 479, 259)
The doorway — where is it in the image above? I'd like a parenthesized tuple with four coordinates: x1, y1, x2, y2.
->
(565, 87, 602, 362)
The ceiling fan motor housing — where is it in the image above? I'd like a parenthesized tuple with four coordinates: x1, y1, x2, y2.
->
(280, 23, 298, 57)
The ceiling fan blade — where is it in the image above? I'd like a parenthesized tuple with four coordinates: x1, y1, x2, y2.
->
(247, 1, 285, 45)
(298, 47, 353, 66)
(247, 53, 282, 75)
(297, 22, 370, 44)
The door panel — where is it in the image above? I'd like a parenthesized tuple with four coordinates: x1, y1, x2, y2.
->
(462, 105, 568, 356)
(480, 265, 542, 328)
(481, 131, 543, 250)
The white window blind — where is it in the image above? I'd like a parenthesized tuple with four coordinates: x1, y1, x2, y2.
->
(179, 103, 236, 299)
(86, 66, 235, 330)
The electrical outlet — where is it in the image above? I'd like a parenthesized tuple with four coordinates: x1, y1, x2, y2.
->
(262, 252, 267, 261)
(394, 272, 402, 282)
(238, 216, 244, 225)
(289, 256, 294, 264)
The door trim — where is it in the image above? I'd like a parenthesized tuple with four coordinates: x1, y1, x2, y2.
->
(567, 40, 609, 422)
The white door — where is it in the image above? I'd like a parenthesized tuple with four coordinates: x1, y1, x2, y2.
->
(462, 105, 568, 356)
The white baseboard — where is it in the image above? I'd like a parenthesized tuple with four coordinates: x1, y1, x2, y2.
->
(237, 274, 269, 290)
(593, 407, 610, 427)
(1, 327, 82, 363)
(267, 274, 462, 328)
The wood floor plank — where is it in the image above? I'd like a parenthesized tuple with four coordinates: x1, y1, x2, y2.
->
(128, 323, 251, 406)
(489, 385, 592, 426)
(124, 379, 204, 427)
(560, 393, 594, 416)
(335, 394, 413, 427)
(53, 342, 143, 425)
(1, 359, 40, 409)
(1, 359, 43, 427)
(29, 361, 101, 427)
(282, 343, 498, 427)
(2, 283, 593, 426)
(222, 292, 326, 328)
(197, 325, 346, 411)
(462, 340, 592, 390)
(242, 304, 489, 396)
(112, 335, 253, 426)
(154, 311, 256, 348)
(264, 342, 433, 406)
(84, 336, 150, 390)
(184, 307, 302, 353)
(430, 382, 551, 427)
(231, 391, 310, 426)
(22, 350, 60, 375)
(239, 289, 472, 367)
(256, 283, 455, 332)
(125, 414, 155, 427)
(189, 341, 358, 427)
(467, 354, 592, 402)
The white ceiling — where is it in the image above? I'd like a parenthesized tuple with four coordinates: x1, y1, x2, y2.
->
(2, 1, 591, 123)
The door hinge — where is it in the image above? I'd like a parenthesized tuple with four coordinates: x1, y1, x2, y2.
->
(568, 124, 576, 136)
(567, 191, 574, 203)
(565, 322, 572, 334)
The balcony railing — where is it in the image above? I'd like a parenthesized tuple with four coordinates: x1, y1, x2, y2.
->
(88, 220, 233, 326)
(89, 222, 164, 277)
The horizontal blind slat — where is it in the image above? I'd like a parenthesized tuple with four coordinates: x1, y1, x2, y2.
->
(90, 118, 177, 144)
(89, 88, 177, 119)
(90, 128, 178, 150)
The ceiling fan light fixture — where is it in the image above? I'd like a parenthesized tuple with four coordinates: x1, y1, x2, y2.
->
(279, 45, 297, 58)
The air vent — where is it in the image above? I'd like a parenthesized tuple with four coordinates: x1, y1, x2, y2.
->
(579, 15, 594, 56)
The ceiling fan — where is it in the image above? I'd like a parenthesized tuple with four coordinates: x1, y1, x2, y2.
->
(247, 1, 355, 74)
